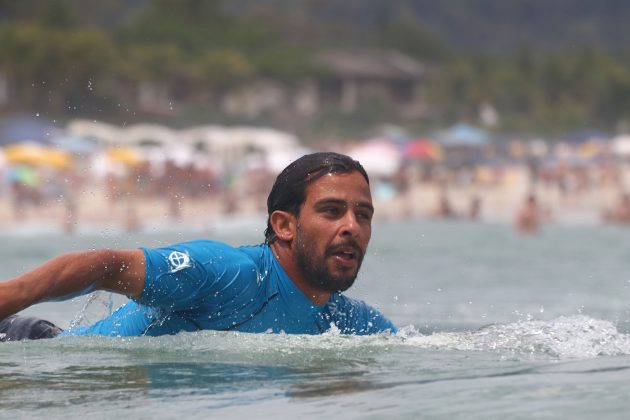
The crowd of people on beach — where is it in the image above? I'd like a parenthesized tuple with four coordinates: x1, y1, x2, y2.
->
(0, 150, 280, 233)
(389, 151, 630, 232)
(1, 134, 630, 235)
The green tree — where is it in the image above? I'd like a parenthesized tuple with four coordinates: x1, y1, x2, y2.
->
(196, 48, 254, 89)
(0, 24, 117, 112)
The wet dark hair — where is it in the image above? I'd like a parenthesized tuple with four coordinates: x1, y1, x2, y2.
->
(264, 152, 369, 244)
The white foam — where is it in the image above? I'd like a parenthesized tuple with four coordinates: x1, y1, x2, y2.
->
(15, 313, 630, 362)
(399, 315, 630, 359)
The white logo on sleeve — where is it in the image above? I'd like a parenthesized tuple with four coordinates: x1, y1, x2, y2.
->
(167, 251, 191, 272)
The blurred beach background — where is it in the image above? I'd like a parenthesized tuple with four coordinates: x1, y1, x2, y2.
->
(5, 3, 630, 419)
(1, 1, 630, 234)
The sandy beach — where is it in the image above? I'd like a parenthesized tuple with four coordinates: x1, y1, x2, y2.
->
(0, 165, 627, 235)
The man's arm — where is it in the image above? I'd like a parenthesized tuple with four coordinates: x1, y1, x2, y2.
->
(0, 249, 145, 320)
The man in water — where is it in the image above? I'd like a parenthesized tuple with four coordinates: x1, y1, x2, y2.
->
(515, 193, 541, 235)
(0, 152, 396, 341)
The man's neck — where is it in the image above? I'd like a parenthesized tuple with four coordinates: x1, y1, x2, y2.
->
(269, 241, 331, 305)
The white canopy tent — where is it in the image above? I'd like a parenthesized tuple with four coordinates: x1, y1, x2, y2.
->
(347, 139, 402, 178)
(66, 120, 122, 148)
(65, 119, 302, 172)
(612, 134, 630, 156)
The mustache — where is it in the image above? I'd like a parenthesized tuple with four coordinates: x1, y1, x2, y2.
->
(326, 239, 363, 258)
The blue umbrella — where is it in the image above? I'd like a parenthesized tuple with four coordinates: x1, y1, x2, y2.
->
(52, 135, 101, 154)
(436, 123, 491, 147)
(560, 129, 611, 144)
(0, 115, 60, 146)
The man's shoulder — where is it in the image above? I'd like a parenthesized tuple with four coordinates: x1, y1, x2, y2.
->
(146, 240, 267, 260)
(327, 293, 397, 334)
(165, 239, 237, 251)
(140, 240, 270, 279)
(328, 293, 369, 311)
(138, 241, 272, 312)
(183, 241, 273, 278)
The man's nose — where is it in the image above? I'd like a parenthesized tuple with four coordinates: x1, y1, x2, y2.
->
(340, 211, 360, 237)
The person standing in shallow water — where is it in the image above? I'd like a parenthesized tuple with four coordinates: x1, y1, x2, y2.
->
(602, 191, 630, 225)
(515, 193, 541, 235)
(0, 152, 396, 341)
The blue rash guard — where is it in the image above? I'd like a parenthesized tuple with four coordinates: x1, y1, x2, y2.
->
(62, 240, 397, 337)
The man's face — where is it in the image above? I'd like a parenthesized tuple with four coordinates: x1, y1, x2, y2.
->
(293, 170, 373, 293)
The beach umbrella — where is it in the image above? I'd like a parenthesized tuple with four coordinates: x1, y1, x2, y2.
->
(7, 165, 39, 186)
(436, 123, 490, 147)
(347, 140, 402, 178)
(612, 135, 630, 156)
(0, 115, 60, 145)
(577, 141, 606, 159)
(561, 129, 611, 144)
(2, 143, 73, 169)
(52, 135, 101, 155)
(106, 147, 144, 166)
(266, 147, 316, 173)
(403, 139, 443, 160)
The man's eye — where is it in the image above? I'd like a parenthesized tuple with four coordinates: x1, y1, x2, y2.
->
(322, 207, 340, 216)
(357, 211, 372, 221)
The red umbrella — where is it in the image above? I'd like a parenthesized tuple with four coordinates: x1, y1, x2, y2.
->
(404, 139, 443, 160)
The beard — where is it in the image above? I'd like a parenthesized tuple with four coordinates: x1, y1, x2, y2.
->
(294, 229, 364, 293)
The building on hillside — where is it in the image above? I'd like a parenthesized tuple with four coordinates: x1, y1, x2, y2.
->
(5, 48, 432, 123)
(219, 49, 433, 120)
(312, 49, 432, 118)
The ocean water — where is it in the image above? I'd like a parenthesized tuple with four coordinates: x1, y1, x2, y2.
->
(1, 219, 630, 419)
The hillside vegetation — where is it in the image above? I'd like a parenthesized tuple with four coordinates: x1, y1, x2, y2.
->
(2, 0, 630, 138)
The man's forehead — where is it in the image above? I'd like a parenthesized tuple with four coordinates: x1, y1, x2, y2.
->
(313, 198, 375, 213)
(305, 171, 371, 201)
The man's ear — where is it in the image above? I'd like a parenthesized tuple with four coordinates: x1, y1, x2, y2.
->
(269, 210, 296, 242)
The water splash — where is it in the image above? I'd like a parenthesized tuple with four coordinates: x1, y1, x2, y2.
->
(68, 291, 115, 329)
(26, 313, 630, 363)
(400, 315, 630, 359)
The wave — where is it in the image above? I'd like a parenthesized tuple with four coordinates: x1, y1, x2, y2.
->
(399, 315, 630, 359)
(7, 315, 629, 364)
